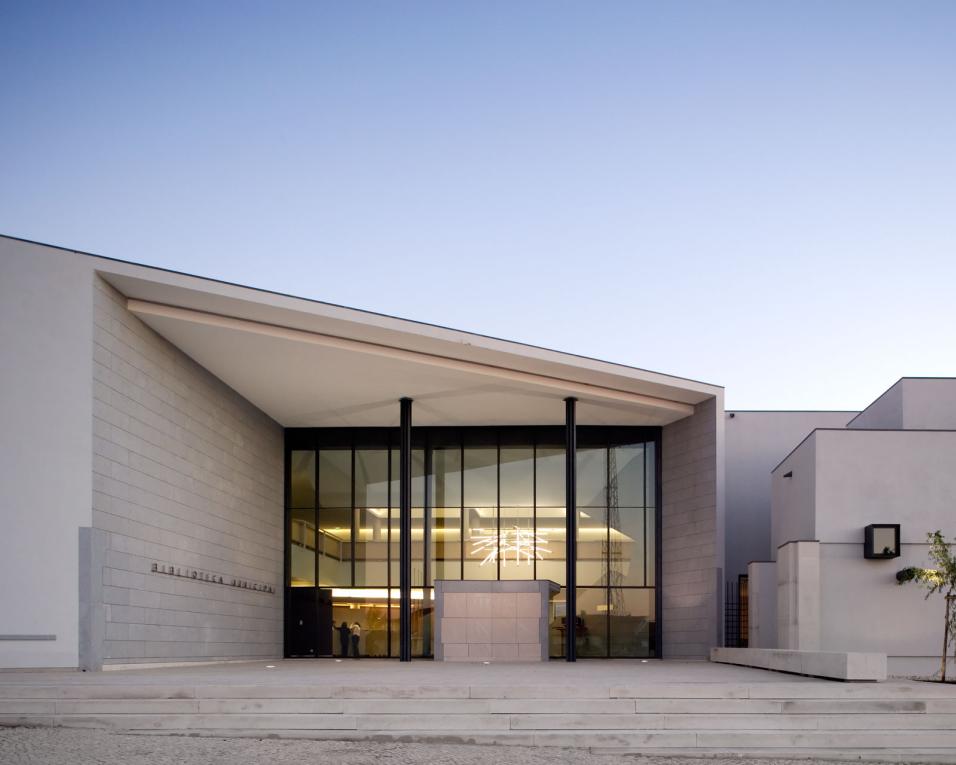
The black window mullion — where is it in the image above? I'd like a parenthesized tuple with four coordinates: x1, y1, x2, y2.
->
(496, 439, 501, 581)
(350, 447, 356, 587)
(532, 440, 537, 581)
(606, 443, 611, 657)
(387, 446, 392, 658)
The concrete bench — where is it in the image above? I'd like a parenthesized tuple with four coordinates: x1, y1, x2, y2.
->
(710, 647, 887, 681)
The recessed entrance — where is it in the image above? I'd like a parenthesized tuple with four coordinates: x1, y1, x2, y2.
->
(284, 426, 660, 658)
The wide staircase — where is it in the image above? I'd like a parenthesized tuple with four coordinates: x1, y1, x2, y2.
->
(3, 678, 956, 758)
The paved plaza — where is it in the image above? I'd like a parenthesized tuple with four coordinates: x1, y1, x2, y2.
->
(0, 658, 818, 689)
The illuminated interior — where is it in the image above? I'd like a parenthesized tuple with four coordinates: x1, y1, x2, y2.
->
(286, 426, 658, 658)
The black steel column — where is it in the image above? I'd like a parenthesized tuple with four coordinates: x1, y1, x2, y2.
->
(399, 398, 413, 661)
(565, 397, 577, 661)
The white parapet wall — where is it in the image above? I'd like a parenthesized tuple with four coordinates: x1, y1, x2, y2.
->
(711, 647, 887, 681)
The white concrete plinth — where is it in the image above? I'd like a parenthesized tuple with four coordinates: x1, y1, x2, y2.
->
(711, 647, 887, 681)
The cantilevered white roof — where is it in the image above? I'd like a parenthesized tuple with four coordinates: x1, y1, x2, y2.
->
(22, 236, 723, 427)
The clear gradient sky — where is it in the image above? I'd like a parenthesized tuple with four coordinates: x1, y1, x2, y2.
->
(2, 2, 954, 409)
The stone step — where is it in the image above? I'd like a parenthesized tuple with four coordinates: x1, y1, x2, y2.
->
(8, 711, 952, 734)
(1, 695, 943, 716)
(2, 682, 953, 701)
(108, 727, 956, 749)
(510, 712, 956, 730)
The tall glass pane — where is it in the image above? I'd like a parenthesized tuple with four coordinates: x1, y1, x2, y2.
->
(355, 449, 388, 508)
(318, 507, 351, 586)
(609, 507, 647, 586)
(498, 506, 535, 580)
(646, 508, 656, 587)
(463, 506, 498, 579)
(412, 588, 434, 658)
(289, 507, 315, 586)
(575, 587, 607, 658)
(609, 588, 654, 657)
(412, 506, 425, 586)
(389, 589, 434, 658)
(535, 447, 565, 507)
(431, 506, 461, 580)
(535, 507, 565, 584)
(535, 447, 566, 585)
(290, 450, 315, 508)
(354, 507, 388, 586)
(430, 447, 462, 508)
(499, 447, 533, 506)
(611, 444, 645, 508)
(548, 587, 567, 658)
(319, 450, 351, 508)
(576, 505, 606, 586)
(331, 588, 389, 657)
(463, 447, 497, 507)
(645, 442, 656, 507)
(388, 449, 425, 588)
(576, 447, 607, 508)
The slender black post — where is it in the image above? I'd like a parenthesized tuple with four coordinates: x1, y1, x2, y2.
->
(565, 396, 577, 661)
(399, 398, 413, 661)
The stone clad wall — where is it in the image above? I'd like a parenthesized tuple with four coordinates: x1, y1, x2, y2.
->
(87, 277, 284, 667)
(435, 580, 556, 662)
(661, 397, 721, 658)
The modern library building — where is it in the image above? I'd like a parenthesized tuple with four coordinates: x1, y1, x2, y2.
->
(0, 235, 723, 669)
(8, 234, 948, 675)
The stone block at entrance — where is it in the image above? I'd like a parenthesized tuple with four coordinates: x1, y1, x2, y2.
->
(434, 580, 560, 662)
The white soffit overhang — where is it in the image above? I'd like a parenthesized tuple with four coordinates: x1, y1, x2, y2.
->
(98, 267, 719, 428)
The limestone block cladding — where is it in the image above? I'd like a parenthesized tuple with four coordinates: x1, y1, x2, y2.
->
(661, 396, 723, 658)
(86, 277, 284, 668)
(434, 580, 559, 662)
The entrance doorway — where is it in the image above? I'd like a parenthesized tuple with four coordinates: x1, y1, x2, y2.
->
(286, 587, 332, 657)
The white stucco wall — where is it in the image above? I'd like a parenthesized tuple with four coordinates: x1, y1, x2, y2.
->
(0, 239, 93, 667)
(725, 411, 854, 579)
(770, 434, 818, 556)
(900, 379, 956, 430)
(848, 378, 956, 432)
(814, 429, 955, 675)
(846, 381, 904, 430)
(770, 427, 955, 676)
(747, 561, 777, 649)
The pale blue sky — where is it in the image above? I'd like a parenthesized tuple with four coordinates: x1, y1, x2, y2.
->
(2, 2, 954, 409)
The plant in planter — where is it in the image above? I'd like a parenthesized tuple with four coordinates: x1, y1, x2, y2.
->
(897, 531, 956, 683)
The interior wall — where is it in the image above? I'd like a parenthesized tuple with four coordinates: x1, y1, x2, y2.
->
(90, 277, 284, 666)
(0, 239, 93, 668)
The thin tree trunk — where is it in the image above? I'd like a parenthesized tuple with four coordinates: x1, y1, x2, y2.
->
(943, 596, 951, 683)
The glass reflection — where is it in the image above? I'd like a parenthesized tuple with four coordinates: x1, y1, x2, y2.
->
(289, 507, 315, 586)
(575, 587, 607, 658)
(318, 506, 350, 586)
(499, 447, 533, 506)
(290, 451, 315, 508)
(319, 450, 351, 508)
(609, 588, 654, 657)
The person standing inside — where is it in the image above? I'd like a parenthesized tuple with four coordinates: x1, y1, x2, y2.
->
(350, 622, 361, 658)
(336, 621, 350, 658)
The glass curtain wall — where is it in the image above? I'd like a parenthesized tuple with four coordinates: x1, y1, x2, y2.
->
(285, 427, 659, 659)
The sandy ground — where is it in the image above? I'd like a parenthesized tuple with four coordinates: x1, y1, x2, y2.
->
(0, 727, 854, 765)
